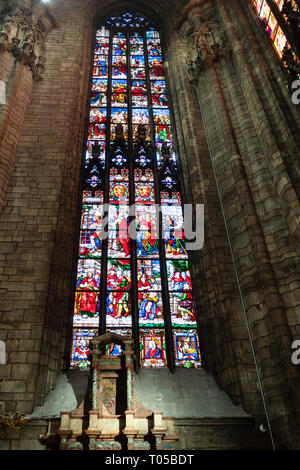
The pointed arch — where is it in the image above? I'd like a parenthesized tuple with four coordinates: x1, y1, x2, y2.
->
(70, 9, 201, 371)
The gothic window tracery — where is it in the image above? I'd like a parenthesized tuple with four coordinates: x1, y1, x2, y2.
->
(70, 11, 201, 371)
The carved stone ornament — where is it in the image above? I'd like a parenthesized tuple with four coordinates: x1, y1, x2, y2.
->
(0, 2, 57, 80)
(181, 13, 229, 83)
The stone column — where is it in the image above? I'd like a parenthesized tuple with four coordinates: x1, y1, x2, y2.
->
(178, 0, 300, 449)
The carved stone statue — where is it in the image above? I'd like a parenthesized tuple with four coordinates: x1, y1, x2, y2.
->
(181, 11, 229, 83)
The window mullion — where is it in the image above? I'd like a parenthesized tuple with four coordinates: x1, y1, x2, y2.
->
(99, 30, 114, 335)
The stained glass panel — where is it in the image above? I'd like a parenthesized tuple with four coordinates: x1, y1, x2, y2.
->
(167, 260, 191, 292)
(131, 65, 146, 80)
(147, 39, 162, 56)
(79, 231, 102, 257)
(131, 81, 148, 107)
(73, 290, 100, 327)
(90, 108, 107, 124)
(94, 55, 108, 67)
(111, 124, 128, 141)
(91, 92, 107, 107)
(170, 293, 197, 328)
(274, 26, 287, 56)
(112, 56, 127, 78)
(113, 39, 127, 56)
(76, 259, 101, 288)
(132, 124, 151, 141)
(156, 143, 177, 168)
(148, 56, 164, 79)
(153, 85, 168, 106)
(85, 141, 106, 167)
(137, 260, 162, 290)
(109, 182, 129, 204)
(111, 80, 128, 107)
(106, 329, 132, 356)
(88, 123, 106, 140)
(130, 55, 145, 67)
(130, 37, 144, 55)
(135, 182, 155, 204)
(250, 0, 296, 64)
(82, 189, 104, 204)
(107, 205, 130, 258)
(92, 79, 108, 93)
(132, 108, 149, 125)
(259, 0, 271, 24)
(95, 38, 109, 55)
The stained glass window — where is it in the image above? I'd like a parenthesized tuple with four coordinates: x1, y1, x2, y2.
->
(250, 0, 300, 76)
(70, 11, 201, 370)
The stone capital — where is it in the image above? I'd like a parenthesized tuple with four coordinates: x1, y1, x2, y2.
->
(178, 1, 229, 82)
(0, 1, 57, 80)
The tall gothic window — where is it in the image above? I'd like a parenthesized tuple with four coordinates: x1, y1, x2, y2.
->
(70, 11, 201, 371)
